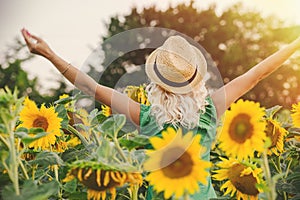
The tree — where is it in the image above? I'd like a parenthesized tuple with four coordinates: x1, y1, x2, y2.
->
(90, 2, 300, 108)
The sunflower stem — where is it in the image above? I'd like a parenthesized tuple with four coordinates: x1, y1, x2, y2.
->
(0, 134, 9, 148)
(53, 164, 62, 199)
(92, 130, 101, 146)
(67, 125, 89, 147)
(270, 157, 280, 174)
(32, 165, 37, 180)
(262, 150, 276, 200)
(130, 184, 139, 200)
(282, 157, 293, 200)
(112, 137, 129, 163)
(284, 158, 292, 179)
(16, 139, 29, 180)
(183, 191, 190, 200)
(19, 160, 29, 180)
(8, 118, 20, 195)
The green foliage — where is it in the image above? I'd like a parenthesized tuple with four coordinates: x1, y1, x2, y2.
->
(119, 134, 149, 150)
(29, 152, 64, 167)
(2, 180, 59, 200)
(15, 127, 48, 145)
(98, 114, 126, 139)
(1, 86, 300, 199)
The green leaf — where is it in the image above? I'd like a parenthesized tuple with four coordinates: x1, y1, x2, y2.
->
(265, 105, 282, 118)
(15, 127, 28, 133)
(0, 173, 10, 189)
(0, 110, 14, 126)
(98, 114, 126, 138)
(29, 151, 64, 167)
(119, 134, 149, 150)
(88, 108, 109, 126)
(61, 145, 93, 163)
(0, 124, 6, 133)
(67, 192, 88, 200)
(90, 113, 107, 126)
(62, 179, 77, 193)
(55, 104, 69, 129)
(97, 137, 112, 156)
(28, 127, 45, 133)
(2, 180, 59, 200)
(15, 131, 48, 145)
(54, 95, 74, 105)
(286, 172, 300, 181)
(0, 150, 9, 163)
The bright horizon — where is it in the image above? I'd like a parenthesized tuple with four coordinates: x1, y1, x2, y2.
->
(1, 0, 300, 93)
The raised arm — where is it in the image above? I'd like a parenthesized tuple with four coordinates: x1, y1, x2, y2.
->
(21, 28, 141, 125)
(212, 36, 300, 118)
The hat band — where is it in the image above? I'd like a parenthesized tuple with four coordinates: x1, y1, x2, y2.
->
(153, 57, 198, 88)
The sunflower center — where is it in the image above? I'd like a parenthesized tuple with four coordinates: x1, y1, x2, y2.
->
(229, 113, 253, 143)
(161, 147, 193, 179)
(32, 116, 49, 131)
(72, 168, 121, 191)
(266, 121, 280, 148)
(228, 163, 259, 196)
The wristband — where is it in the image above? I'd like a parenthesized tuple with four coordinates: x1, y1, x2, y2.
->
(61, 63, 71, 75)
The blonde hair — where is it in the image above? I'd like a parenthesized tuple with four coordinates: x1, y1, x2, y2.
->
(146, 82, 208, 129)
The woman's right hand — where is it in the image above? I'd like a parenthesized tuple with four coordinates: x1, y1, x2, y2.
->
(21, 28, 54, 59)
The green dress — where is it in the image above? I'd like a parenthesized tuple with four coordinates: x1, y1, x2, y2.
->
(140, 97, 217, 200)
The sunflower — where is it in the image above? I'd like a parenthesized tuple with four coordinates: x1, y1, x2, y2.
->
(18, 97, 62, 150)
(101, 105, 112, 117)
(124, 85, 150, 105)
(52, 140, 68, 153)
(64, 161, 143, 200)
(57, 134, 82, 151)
(218, 99, 266, 159)
(265, 118, 288, 155)
(213, 157, 263, 200)
(291, 102, 300, 128)
(144, 127, 211, 199)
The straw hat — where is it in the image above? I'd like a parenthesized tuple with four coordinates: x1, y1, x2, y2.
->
(145, 35, 207, 94)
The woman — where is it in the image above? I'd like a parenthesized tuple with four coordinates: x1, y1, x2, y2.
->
(21, 28, 300, 199)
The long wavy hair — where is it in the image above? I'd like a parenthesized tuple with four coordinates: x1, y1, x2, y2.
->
(145, 81, 208, 129)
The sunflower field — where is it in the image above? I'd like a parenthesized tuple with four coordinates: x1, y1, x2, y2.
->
(0, 85, 300, 200)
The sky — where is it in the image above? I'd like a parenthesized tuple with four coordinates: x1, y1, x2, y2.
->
(1, 0, 300, 93)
